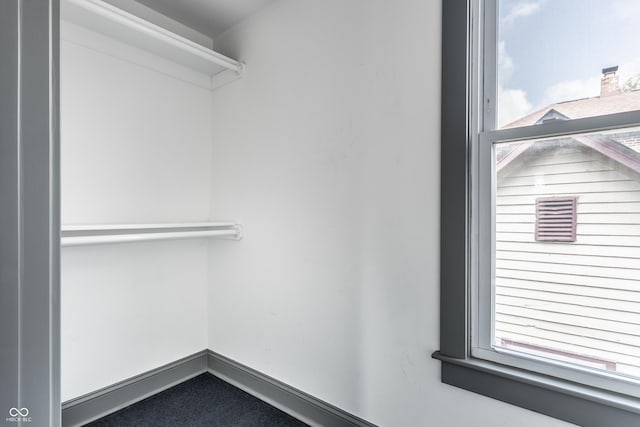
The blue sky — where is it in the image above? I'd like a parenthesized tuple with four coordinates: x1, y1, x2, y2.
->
(497, 0, 640, 126)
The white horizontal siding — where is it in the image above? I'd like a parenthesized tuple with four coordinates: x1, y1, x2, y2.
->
(496, 268, 640, 291)
(496, 286, 640, 314)
(497, 180, 640, 196)
(495, 313, 640, 346)
(500, 170, 625, 187)
(497, 232, 640, 246)
(496, 295, 640, 324)
(493, 332, 640, 377)
(505, 160, 612, 177)
(496, 259, 640, 281)
(497, 202, 640, 214)
(496, 314, 640, 376)
(498, 191, 640, 205)
(497, 304, 640, 336)
(498, 223, 640, 236)
(522, 151, 597, 166)
(495, 323, 640, 366)
(495, 143, 640, 374)
(497, 277, 640, 301)
(496, 251, 640, 270)
(496, 240, 640, 258)
(497, 213, 640, 224)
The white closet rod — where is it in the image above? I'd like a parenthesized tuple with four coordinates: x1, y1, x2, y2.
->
(61, 229, 240, 247)
(62, 222, 237, 232)
(64, 0, 243, 73)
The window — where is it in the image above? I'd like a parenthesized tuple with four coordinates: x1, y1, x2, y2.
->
(482, 125, 640, 391)
(436, 1, 640, 425)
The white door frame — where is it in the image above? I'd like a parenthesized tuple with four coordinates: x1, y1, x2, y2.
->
(0, 1, 60, 426)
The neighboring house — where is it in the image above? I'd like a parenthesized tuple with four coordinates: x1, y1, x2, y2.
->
(494, 67, 640, 377)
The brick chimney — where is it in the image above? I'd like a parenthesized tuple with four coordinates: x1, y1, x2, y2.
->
(601, 66, 620, 97)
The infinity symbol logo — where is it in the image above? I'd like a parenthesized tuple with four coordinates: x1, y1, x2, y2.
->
(9, 407, 29, 417)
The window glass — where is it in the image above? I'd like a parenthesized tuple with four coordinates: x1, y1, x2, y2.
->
(493, 127, 640, 378)
(497, 0, 640, 128)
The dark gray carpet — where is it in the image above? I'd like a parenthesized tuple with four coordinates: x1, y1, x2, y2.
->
(86, 373, 308, 427)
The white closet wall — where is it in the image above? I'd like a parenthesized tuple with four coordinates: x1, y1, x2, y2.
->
(60, 21, 213, 400)
(205, 1, 574, 427)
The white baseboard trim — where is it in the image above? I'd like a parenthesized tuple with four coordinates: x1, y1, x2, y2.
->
(61, 349, 377, 427)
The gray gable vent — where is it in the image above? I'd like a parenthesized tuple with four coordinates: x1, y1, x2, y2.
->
(535, 109, 570, 125)
(535, 197, 577, 242)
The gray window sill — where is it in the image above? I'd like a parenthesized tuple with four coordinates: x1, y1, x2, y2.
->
(432, 351, 640, 427)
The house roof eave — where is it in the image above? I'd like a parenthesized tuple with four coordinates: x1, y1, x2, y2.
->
(495, 134, 640, 176)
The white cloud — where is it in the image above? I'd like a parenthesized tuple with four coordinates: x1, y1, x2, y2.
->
(498, 86, 533, 127)
(542, 76, 601, 106)
(618, 57, 640, 86)
(540, 57, 640, 106)
(497, 41, 533, 126)
(612, 0, 640, 23)
(498, 41, 513, 82)
(502, 0, 544, 26)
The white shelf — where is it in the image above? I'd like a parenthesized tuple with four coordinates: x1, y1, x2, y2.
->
(61, 0, 244, 86)
(61, 222, 242, 247)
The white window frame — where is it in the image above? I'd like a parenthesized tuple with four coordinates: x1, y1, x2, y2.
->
(435, 1, 640, 425)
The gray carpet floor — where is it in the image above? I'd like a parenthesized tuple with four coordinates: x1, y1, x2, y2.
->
(86, 373, 308, 426)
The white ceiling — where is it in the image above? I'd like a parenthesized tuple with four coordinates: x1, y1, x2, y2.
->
(134, 0, 274, 38)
